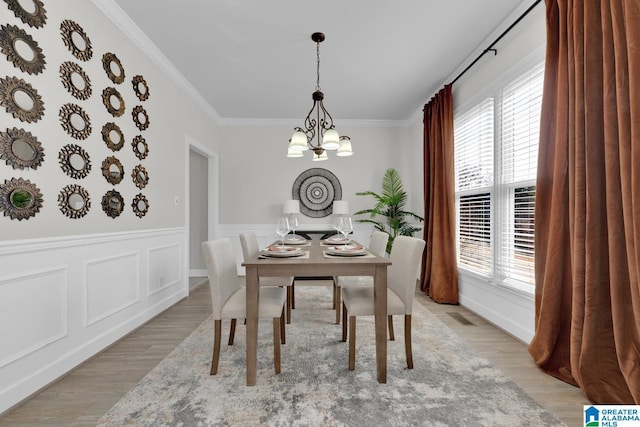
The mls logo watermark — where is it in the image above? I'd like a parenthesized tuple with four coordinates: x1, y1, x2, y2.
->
(584, 405, 640, 426)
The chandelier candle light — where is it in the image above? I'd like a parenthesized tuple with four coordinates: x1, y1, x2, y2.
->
(287, 32, 353, 160)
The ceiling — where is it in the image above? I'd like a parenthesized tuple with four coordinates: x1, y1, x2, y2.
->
(108, 0, 532, 124)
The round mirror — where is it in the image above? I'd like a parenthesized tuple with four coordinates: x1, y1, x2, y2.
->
(102, 53, 125, 84)
(101, 156, 124, 184)
(132, 135, 149, 160)
(136, 171, 145, 182)
(58, 184, 90, 218)
(102, 87, 125, 117)
(131, 193, 149, 218)
(0, 177, 42, 220)
(11, 139, 35, 161)
(0, 76, 44, 122)
(13, 38, 35, 61)
(0, 127, 44, 169)
(0, 24, 46, 75)
(132, 75, 149, 101)
(59, 103, 92, 139)
(101, 122, 124, 152)
(101, 190, 124, 218)
(132, 105, 149, 131)
(5, 0, 47, 28)
(59, 144, 91, 179)
(60, 20, 92, 61)
(70, 72, 86, 90)
(131, 164, 149, 189)
(59, 61, 92, 100)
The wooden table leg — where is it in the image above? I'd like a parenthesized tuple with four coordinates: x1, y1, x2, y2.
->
(245, 266, 259, 386)
(374, 265, 387, 383)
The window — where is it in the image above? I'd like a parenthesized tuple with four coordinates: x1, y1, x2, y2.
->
(454, 62, 544, 293)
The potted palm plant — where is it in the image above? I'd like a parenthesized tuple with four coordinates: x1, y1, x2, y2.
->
(354, 168, 424, 254)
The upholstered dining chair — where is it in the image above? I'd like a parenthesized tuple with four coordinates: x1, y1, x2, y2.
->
(341, 235, 425, 371)
(239, 232, 295, 324)
(202, 238, 286, 375)
(332, 230, 389, 324)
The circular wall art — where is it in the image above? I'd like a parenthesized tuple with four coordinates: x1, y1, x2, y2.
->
(101, 156, 124, 185)
(59, 144, 91, 179)
(102, 52, 124, 84)
(0, 75, 44, 122)
(59, 103, 91, 139)
(58, 184, 90, 219)
(102, 87, 125, 117)
(132, 135, 148, 160)
(101, 122, 124, 151)
(132, 75, 149, 101)
(131, 193, 149, 218)
(131, 164, 149, 189)
(131, 105, 149, 131)
(0, 127, 44, 170)
(5, 0, 47, 28)
(292, 168, 342, 218)
(59, 61, 91, 100)
(101, 189, 124, 218)
(60, 20, 92, 61)
(0, 24, 46, 75)
(0, 177, 43, 220)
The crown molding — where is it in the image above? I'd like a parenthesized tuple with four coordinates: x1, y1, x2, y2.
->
(91, 0, 221, 124)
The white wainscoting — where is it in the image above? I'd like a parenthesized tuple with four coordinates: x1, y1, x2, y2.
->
(216, 223, 374, 275)
(0, 228, 187, 415)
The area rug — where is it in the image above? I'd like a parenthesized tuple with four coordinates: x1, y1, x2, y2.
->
(97, 285, 565, 426)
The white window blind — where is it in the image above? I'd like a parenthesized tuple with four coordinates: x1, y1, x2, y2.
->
(454, 61, 544, 292)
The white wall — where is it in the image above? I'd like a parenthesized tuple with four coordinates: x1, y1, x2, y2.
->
(0, 0, 219, 413)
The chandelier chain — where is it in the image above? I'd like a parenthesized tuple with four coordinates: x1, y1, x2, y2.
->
(316, 40, 321, 91)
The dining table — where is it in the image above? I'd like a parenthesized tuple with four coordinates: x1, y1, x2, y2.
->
(242, 238, 392, 386)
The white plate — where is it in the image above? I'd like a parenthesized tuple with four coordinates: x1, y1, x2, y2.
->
(283, 237, 307, 245)
(326, 245, 367, 256)
(261, 246, 303, 258)
(325, 236, 350, 245)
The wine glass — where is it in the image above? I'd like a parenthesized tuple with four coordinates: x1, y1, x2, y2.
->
(339, 216, 353, 242)
(289, 216, 299, 240)
(275, 217, 290, 250)
(332, 216, 342, 240)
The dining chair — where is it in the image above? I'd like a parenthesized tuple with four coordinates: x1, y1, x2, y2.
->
(202, 238, 286, 375)
(341, 235, 425, 371)
(332, 230, 389, 324)
(239, 232, 295, 324)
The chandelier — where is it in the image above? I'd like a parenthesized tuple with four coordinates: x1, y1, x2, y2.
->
(287, 32, 353, 160)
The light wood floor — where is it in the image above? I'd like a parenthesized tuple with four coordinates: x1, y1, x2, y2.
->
(0, 278, 588, 426)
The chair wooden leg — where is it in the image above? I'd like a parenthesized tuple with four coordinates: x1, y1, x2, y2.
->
(388, 315, 395, 341)
(405, 315, 413, 369)
(335, 285, 342, 324)
(286, 286, 292, 324)
(291, 282, 295, 309)
(273, 318, 281, 374)
(228, 319, 237, 345)
(342, 303, 348, 342)
(348, 315, 356, 371)
(280, 308, 286, 344)
(211, 319, 222, 375)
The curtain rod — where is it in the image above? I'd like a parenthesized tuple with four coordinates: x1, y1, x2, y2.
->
(450, 0, 542, 85)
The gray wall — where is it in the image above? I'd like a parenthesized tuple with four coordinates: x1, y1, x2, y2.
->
(189, 149, 208, 272)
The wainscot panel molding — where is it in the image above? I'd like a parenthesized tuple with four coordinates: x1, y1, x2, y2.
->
(458, 271, 535, 343)
(217, 223, 374, 275)
(0, 228, 187, 415)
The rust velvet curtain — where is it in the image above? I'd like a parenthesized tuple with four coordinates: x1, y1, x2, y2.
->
(420, 85, 459, 304)
(529, 0, 640, 403)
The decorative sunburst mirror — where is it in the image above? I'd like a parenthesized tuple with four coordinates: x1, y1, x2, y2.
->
(5, 0, 47, 28)
(0, 127, 44, 169)
(131, 193, 149, 218)
(101, 122, 124, 152)
(59, 61, 91, 100)
(102, 52, 125, 84)
(58, 144, 91, 179)
(58, 184, 90, 219)
(0, 24, 46, 75)
(101, 156, 124, 185)
(0, 177, 43, 220)
(132, 105, 149, 131)
(132, 75, 149, 101)
(60, 19, 92, 61)
(59, 103, 91, 140)
(102, 87, 125, 117)
(132, 135, 149, 160)
(0, 76, 44, 122)
(101, 189, 124, 219)
(131, 164, 149, 189)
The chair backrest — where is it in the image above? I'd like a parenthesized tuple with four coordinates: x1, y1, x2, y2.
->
(369, 231, 389, 257)
(239, 232, 260, 261)
(388, 236, 426, 314)
(202, 238, 242, 319)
